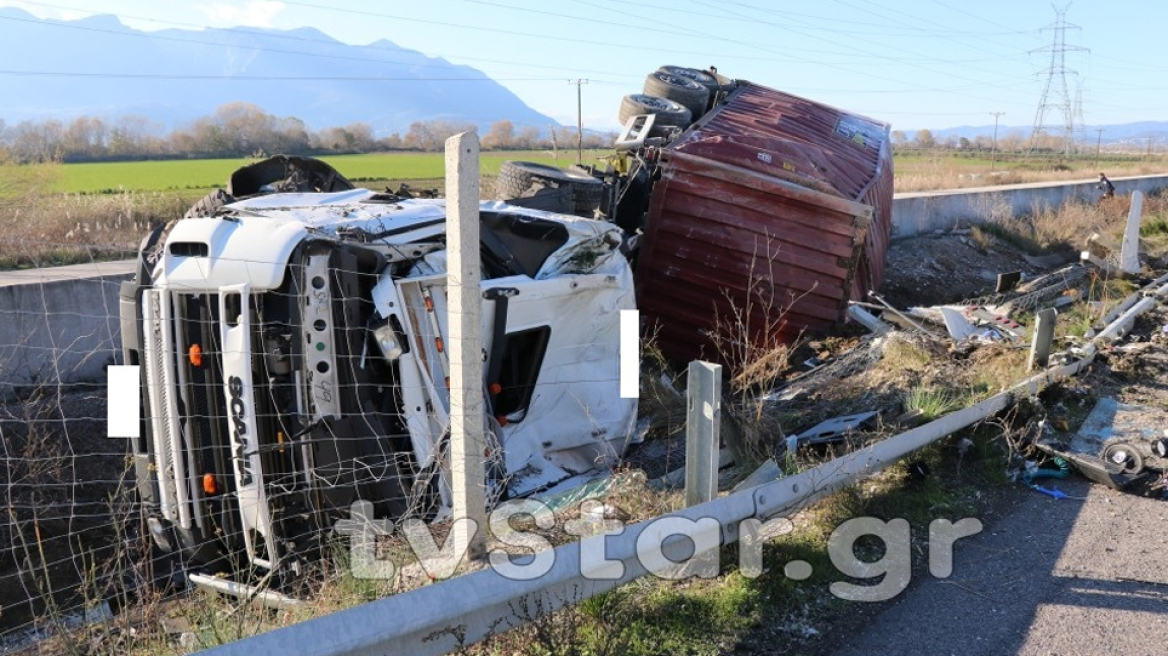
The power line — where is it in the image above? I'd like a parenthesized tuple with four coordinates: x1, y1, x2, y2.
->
(13, 0, 644, 80)
(275, 0, 816, 64)
(594, 0, 1032, 37)
(927, 0, 1046, 41)
(708, 0, 1033, 37)
(683, 0, 1032, 104)
(10, 0, 1050, 111)
(0, 69, 564, 81)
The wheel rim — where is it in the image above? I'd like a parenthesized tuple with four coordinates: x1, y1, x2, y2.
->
(657, 73, 700, 90)
(638, 95, 674, 112)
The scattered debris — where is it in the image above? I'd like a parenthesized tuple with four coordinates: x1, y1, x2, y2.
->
(1034, 398, 1168, 491)
(848, 304, 891, 334)
(940, 307, 979, 341)
(786, 411, 879, 452)
(869, 290, 939, 336)
(995, 270, 1022, 293)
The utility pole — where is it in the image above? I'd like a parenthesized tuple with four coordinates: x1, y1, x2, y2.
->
(990, 111, 1005, 171)
(569, 79, 589, 164)
(1094, 128, 1104, 168)
(1028, 5, 1088, 156)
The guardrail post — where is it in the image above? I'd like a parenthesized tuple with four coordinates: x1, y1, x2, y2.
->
(446, 130, 486, 563)
(1028, 308, 1057, 371)
(685, 360, 721, 507)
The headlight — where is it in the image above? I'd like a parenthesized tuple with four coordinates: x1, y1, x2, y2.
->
(373, 323, 403, 361)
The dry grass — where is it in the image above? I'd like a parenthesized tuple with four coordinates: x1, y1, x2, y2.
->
(971, 191, 1168, 259)
(894, 152, 1168, 193)
(0, 189, 191, 269)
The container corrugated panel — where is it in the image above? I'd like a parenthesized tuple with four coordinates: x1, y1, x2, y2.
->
(636, 82, 893, 363)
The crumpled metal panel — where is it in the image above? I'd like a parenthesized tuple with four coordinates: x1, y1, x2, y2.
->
(637, 82, 893, 363)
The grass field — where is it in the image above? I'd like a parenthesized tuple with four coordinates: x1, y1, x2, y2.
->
(35, 150, 615, 195)
(893, 150, 1168, 191)
(21, 149, 1166, 196)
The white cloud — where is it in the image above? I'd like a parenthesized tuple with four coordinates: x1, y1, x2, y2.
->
(199, 0, 285, 28)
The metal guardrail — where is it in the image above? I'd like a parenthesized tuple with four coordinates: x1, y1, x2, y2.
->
(199, 363, 1102, 656)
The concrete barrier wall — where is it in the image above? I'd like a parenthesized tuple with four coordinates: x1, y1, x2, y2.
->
(0, 261, 135, 396)
(892, 174, 1168, 238)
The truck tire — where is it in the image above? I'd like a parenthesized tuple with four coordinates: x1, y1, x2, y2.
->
(567, 165, 604, 217)
(643, 71, 710, 122)
(183, 188, 235, 219)
(658, 66, 719, 94)
(502, 186, 574, 214)
(658, 65, 722, 112)
(497, 161, 603, 217)
(617, 94, 692, 128)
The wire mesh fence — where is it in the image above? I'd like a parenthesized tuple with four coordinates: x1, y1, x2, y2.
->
(0, 211, 641, 654)
(1, 244, 141, 652)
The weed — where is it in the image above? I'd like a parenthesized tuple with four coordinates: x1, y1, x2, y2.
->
(903, 388, 965, 421)
(1140, 215, 1168, 237)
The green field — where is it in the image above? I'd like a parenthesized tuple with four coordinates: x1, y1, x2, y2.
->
(43, 150, 614, 194)
(15, 148, 1165, 197)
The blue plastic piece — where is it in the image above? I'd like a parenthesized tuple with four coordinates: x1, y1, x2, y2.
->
(1030, 484, 1068, 500)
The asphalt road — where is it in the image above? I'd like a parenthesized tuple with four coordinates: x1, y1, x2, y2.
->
(826, 478, 1168, 656)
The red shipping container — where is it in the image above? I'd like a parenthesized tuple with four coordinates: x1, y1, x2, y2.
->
(636, 81, 893, 364)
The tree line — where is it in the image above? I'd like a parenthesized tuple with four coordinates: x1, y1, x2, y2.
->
(0, 102, 619, 164)
(890, 128, 1116, 154)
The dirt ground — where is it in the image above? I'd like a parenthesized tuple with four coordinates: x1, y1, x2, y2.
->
(879, 229, 1075, 308)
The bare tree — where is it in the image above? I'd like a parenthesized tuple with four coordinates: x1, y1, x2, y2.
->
(379, 132, 404, 150)
(62, 116, 108, 160)
(482, 120, 515, 150)
(404, 121, 438, 151)
(513, 125, 544, 149)
(8, 119, 64, 162)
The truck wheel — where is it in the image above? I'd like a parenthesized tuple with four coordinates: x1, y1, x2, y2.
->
(658, 65, 719, 94)
(497, 161, 603, 217)
(502, 186, 574, 214)
(643, 71, 710, 122)
(183, 188, 235, 218)
(617, 94, 692, 128)
(658, 66, 723, 112)
(567, 165, 604, 217)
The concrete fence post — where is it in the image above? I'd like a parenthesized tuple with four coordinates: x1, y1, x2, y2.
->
(446, 130, 487, 563)
(1120, 190, 1144, 276)
(1028, 308, 1057, 371)
(685, 361, 722, 507)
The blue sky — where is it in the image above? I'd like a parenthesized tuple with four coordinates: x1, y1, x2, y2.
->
(1, 0, 1162, 133)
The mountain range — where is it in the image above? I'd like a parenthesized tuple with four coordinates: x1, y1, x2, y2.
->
(0, 8, 556, 134)
(2, 8, 1163, 144)
(905, 121, 1168, 146)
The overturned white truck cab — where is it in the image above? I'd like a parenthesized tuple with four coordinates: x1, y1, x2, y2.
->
(119, 162, 636, 584)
